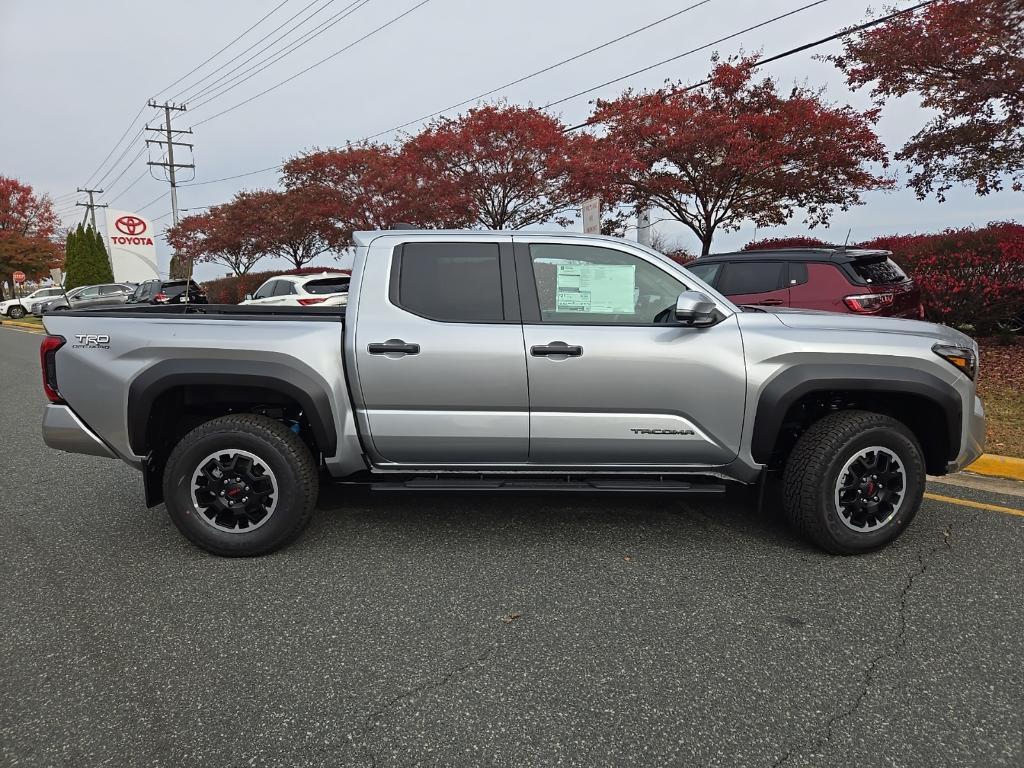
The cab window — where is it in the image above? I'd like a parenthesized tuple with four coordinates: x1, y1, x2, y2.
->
(253, 281, 277, 300)
(527, 244, 686, 325)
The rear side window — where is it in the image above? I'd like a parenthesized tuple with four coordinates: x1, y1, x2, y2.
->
(717, 262, 785, 295)
(395, 243, 504, 322)
(687, 262, 722, 286)
(273, 281, 297, 296)
(304, 277, 350, 295)
(849, 258, 907, 285)
(99, 284, 123, 295)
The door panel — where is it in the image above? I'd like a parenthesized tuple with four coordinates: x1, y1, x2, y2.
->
(516, 239, 746, 466)
(522, 321, 745, 465)
(352, 239, 528, 464)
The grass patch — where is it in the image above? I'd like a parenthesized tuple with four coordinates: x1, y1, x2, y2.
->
(977, 337, 1024, 459)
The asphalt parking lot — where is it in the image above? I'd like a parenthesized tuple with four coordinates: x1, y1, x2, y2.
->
(1, 324, 1022, 767)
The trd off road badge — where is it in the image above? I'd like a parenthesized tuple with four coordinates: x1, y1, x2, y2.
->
(73, 334, 110, 349)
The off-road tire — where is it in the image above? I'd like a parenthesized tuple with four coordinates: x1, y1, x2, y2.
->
(163, 414, 318, 556)
(782, 410, 925, 554)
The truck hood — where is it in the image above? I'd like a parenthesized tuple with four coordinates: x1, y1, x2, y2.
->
(754, 307, 974, 347)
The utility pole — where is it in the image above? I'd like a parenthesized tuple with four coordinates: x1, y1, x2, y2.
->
(145, 100, 194, 229)
(76, 187, 107, 230)
(146, 100, 195, 282)
(637, 206, 652, 247)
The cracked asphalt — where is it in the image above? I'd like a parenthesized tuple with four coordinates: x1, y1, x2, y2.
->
(1, 325, 1022, 767)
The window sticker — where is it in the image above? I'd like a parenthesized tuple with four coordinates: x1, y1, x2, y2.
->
(554, 263, 636, 314)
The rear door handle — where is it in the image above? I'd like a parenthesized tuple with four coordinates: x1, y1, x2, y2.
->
(531, 342, 583, 357)
(368, 340, 420, 355)
(757, 298, 784, 305)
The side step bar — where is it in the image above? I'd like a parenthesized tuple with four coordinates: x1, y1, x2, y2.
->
(369, 478, 726, 493)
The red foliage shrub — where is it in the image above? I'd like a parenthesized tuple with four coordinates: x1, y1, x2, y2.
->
(741, 236, 834, 251)
(857, 222, 1024, 330)
(202, 265, 349, 304)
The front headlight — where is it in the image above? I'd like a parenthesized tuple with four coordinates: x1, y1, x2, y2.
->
(932, 343, 977, 380)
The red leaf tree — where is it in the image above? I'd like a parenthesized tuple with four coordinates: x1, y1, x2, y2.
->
(282, 143, 470, 248)
(166, 195, 267, 276)
(0, 176, 60, 296)
(403, 105, 587, 229)
(830, 0, 1024, 201)
(581, 58, 893, 255)
(234, 188, 335, 270)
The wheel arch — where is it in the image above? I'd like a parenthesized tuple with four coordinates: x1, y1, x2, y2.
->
(751, 364, 962, 475)
(127, 359, 338, 460)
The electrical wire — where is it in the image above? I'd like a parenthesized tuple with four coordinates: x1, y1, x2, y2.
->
(167, 0, 337, 103)
(107, 169, 151, 204)
(561, 0, 938, 131)
(543, 0, 834, 110)
(186, 0, 373, 110)
(192, 0, 435, 127)
(153, 0, 295, 99)
(363, 0, 720, 142)
(138, 191, 170, 213)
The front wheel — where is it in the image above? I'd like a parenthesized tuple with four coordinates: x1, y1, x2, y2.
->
(163, 414, 318, 556)
(7, 305, 26, 319)
(782, 410, 925, 554)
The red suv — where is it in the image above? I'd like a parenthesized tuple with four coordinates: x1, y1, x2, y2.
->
(686, 248, 924, 319)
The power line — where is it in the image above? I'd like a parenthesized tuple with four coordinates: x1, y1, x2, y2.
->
(107, 169, 150, 204)
(101, 145, 149, 196)
(82, 103, 151, 187)
(363, 0, 720, 142)
(181, 0, 936, 197)
(543, 0, 835, 110)
(138, 190, 170, 213)
(192, 0, 435, 127)
(187, 0, 373, 111)
(561, 0, 938, 131)
(153, 0, 295, 99)
(168, 0, 336, 103)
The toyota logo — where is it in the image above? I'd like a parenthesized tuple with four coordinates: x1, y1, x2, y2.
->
(115, 215, 147, 236)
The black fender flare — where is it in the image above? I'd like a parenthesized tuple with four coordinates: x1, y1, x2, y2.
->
(750, 364, 962, 463)
(127, 358, 338, 457)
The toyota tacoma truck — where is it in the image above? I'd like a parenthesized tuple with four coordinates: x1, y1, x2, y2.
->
(39, 231, 985, 556)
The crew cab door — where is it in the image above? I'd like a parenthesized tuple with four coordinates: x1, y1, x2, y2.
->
(515, 238, 746, 466)
(350, 237, 528, 464)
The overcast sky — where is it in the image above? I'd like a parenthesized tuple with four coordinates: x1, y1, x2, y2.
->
(2, 0, 1021, 281)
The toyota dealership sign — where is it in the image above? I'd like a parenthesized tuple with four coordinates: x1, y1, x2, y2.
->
(104, 209, 158, 283)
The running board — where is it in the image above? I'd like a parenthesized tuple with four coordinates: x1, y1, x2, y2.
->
(369, 478, 726, 493)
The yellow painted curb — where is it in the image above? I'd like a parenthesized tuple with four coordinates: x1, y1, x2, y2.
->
(924, 492, 1024, 518)
(966, 454, 1024, 482)
(0, 319, 43, 332)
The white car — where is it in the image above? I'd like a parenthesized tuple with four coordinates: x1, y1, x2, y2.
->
(1, 287, 65, 319)
(241, 272, 350, 307)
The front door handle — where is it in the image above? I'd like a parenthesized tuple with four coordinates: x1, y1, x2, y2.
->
(531, 341, 583, 357)
(757, 298, 784, 305)
(368, 340, 420, 355)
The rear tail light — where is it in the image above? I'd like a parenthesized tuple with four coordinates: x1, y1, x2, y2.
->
(844, 292, 894, 313)
(40, 334, 65, 403)
(297, 297, 327, 306)
(154, 292, 169, 303)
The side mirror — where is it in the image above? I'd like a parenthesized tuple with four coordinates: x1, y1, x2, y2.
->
(244, 293, 254, 301)
(674, 291, 719, 327)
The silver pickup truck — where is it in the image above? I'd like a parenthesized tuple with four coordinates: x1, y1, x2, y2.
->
(40, 230, 986, 557)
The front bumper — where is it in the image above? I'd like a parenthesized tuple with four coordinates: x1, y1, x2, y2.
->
(946, 394, 986, 474)
(42, 404, 117, 459)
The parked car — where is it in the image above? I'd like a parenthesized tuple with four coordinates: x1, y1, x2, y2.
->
(241, 272, 350, 307)
(1, 286, 65, 319)
(686, 248, 924, 319)
(34, 283, 134, 315)
(40, 230, 983, 558)
(127, 279, 207, 305)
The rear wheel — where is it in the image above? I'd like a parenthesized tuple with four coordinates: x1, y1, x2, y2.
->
(163, 414, 318, 556)
(7, 305, 26, 319)
(782, 410, 925, 554)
